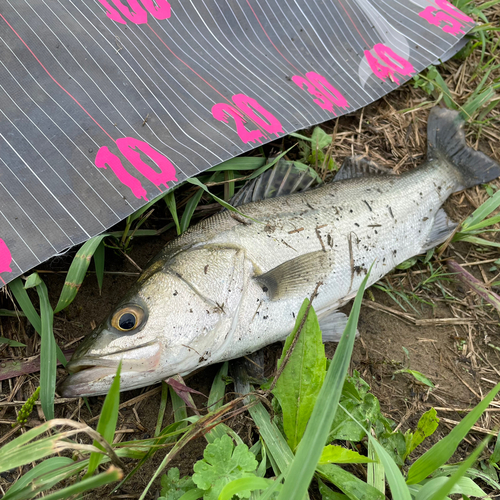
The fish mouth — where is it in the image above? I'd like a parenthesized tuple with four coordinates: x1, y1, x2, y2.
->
(59, 342, 161, 398)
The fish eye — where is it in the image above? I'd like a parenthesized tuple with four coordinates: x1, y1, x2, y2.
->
(111, 305, 145, 332)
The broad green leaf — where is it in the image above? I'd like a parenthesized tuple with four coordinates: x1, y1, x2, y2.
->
(317, 464, 384, 500)
(219, 477, 276, 500)
(39, 466, 122, 500)
(207, 361, 228, 411)
(24, 273, 42, 287)
(407, 382, 500, 484)
(0, 337, 25, 347)
(417, 438, 489, 500)
(318, 444, 375, 465)
(54, 234, 109, 313)
(311, 126, 333, 150)
(417, 476, 486, 500)
(394, 369, 435, 388)
(85, 362, 122, 477)
(272, 299, 326, 451)
(277, 270, 370, 500)
(192, 435, 258, 500)
(405, 408, 439, 459)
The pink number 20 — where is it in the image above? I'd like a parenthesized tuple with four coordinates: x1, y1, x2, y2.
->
(212, 94, 283, 144)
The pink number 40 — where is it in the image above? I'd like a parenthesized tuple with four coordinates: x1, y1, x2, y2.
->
(365, 43, 414, 84)
(419, 0, 473, 36)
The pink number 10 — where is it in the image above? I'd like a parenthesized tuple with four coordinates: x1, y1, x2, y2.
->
(95, 138, 178, 201)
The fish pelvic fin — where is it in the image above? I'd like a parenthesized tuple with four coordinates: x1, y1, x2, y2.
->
(420, 208, 458, 252)
(427, 107, 500, 190)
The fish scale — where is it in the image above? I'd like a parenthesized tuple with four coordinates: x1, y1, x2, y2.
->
(59, 107, 500, 397)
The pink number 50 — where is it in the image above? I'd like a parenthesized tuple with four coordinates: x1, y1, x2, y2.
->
(419, 0, 473, 36)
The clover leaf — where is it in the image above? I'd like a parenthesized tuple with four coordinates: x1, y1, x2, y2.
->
(192, 434, 258, 500)
(159, 467, 196, 500)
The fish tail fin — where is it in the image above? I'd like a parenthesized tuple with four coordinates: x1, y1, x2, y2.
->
(427, 107, 500, 191)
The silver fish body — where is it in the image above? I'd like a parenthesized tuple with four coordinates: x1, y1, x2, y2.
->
(60, 108, 500, 397)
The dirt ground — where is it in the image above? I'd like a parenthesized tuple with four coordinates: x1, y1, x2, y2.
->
(1, 34, 500, 498)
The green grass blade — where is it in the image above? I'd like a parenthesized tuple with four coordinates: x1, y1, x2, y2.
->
(33, 277, 56, 421)
(248, 145, 296, 180)
(40, 466, 122, 500)
(317, 464, 384, 500)
(208, 157, 265, 172)
(368, 437, 410, 500)
(407, 382, 500, 484)
(169, 381, 188, 425)
(9, 277, 41, 333)
(165, 190, 181, 235)
(0, 337, 25, 347)
(417, 438, 490, 500)
(367, 439, 385, 495)
(247, 399, 294, 475)
(93, 239, 105, 294)
(85, 362, 122, 477)
(461, 188, 500, 231)
(54, 234, 109, 313)
(180, 188, 204, 233)
(277, 270, 370, 500)
(155, 381, 170, 437)
(2, 457, 74, 500)
(207, 361, 228, 411)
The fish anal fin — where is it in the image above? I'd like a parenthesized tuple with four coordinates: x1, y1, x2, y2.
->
(255, 251, 331, 300)
(318, 310, 358, 342)
(335, 156, 394, 181)
(420, 208, 458, 252)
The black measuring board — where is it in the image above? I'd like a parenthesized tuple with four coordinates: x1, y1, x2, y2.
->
(0, 0, 474, 285)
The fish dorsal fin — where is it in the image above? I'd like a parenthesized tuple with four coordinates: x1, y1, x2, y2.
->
(230, 159, 319, 207)
(335, 156, 394, 181)
(255, 250, 332, 300)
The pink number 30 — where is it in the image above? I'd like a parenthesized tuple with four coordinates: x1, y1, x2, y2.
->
(292, 72, 348, 114)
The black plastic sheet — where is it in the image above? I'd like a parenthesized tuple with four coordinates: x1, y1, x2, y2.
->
(0, 0, 474, 285)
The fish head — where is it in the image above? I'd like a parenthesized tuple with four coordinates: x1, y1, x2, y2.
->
(60, 246, 249, 397)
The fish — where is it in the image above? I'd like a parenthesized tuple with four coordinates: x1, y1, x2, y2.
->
(59, 107, 500, 397)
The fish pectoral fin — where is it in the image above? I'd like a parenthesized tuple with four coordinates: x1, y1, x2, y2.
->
(318, 310, 358, 342)
(255, 250, 331, 300)
(420, 208, 458, 252)
(335, 156, 394, 181)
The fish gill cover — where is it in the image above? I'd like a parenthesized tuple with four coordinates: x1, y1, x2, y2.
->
(0, 0, 474, 285)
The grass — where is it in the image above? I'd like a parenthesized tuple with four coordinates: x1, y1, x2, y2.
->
(1, 1, 500, 498)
